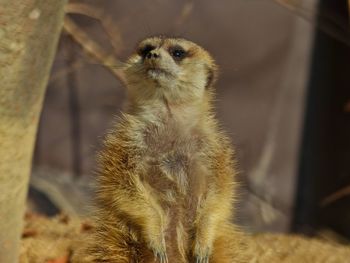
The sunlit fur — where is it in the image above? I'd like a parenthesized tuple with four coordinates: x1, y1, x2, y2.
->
(74, 36, 246, 263)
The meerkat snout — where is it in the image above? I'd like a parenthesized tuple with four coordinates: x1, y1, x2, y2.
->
(145, 49, 160, 59)
(143, 49, 165, 76)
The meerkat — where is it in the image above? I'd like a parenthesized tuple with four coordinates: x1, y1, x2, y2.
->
(75, 36, 246, 263)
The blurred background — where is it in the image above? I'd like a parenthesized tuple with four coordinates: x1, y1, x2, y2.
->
(27, 0, 350, 241)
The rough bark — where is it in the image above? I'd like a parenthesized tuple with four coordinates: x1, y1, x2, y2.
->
(0, 0, 67, 262)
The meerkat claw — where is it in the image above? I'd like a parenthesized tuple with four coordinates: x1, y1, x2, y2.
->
(194, 250, 210, 263)
(154, 250, 168, 263)
(195, 255, 209, 263)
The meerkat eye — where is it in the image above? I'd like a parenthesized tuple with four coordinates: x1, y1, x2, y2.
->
(138, 44, 155, 57)
(169, 46, 187, 60)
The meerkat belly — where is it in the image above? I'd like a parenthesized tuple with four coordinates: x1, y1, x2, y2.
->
(141, 125, 210, 251)
(144, 148, 206, 257)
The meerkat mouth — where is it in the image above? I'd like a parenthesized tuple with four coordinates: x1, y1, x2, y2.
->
(146, 67, 172, 79)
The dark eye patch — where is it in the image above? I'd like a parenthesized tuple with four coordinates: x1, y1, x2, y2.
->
(138, 44, 155, 57)
(168, 45, 187, 61)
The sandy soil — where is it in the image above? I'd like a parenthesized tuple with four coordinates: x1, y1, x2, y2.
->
(20, 213, 92, 263)
(20, 213, 350, 263)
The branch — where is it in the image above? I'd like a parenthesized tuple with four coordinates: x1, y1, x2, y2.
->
(65, 3, 123, 54)
(173, 0, 194, 30)
(320, 185, 350, 206)
(63, 16, 126, 84)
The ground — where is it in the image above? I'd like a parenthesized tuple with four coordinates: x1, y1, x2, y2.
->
(20, 213, 350, 263)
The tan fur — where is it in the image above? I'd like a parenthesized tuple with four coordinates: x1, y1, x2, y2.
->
(75, 36, 243, 263)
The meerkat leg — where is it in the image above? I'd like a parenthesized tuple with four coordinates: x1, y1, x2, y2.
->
(210, 223, 248, 263)
(103, 175, 168, 262)
(193, 192, 232, 263)
(193, 221, 246, 263)
(74, 222, 155, 263)
(192, 149, 236, 263)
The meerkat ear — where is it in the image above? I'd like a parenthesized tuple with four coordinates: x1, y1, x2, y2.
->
(205, 65, 218, 89)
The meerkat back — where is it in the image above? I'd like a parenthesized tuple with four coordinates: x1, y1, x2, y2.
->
(74, 36, 246, 263)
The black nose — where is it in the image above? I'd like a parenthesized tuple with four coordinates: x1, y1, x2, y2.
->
(146, 51, 160, 59)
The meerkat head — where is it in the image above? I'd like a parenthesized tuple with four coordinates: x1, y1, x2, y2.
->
(124, 36, 218, 105)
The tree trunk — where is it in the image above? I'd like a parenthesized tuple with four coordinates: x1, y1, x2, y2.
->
(0, 1, 67, 262)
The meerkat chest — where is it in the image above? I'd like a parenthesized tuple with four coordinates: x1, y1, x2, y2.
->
(141, 119, 210, 196)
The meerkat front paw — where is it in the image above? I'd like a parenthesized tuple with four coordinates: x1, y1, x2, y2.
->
(193, 242, 211, 263)
(154, 249, 168, 263)
(193, 244, 211, 263)
(148, 234, 168, 263)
